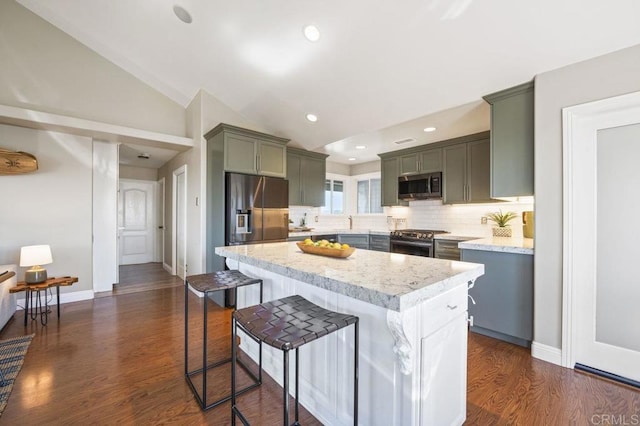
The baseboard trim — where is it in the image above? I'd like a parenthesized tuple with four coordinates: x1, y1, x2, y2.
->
(531, 341, 562, 366)
(163, 262, 173, 274)
(16, 289, 95, 307)
(187, 284, 204, 298)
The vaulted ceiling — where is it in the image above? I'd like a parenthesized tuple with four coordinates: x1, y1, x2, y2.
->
(17, 0, 640, 164)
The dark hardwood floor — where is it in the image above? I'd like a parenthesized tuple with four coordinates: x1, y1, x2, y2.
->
(1, 264, 638, 424)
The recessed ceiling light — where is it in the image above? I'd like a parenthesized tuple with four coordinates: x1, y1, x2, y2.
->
(355, 145, 366, 150)
(423, 126, 437, 132)
(348, 157, 356, 161)
(173, 5, 192, 24)
(303, 25, 320, 42)
(306, 113, 318, 122)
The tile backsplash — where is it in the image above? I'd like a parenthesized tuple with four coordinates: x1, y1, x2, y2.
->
(290, 200, 534, 238)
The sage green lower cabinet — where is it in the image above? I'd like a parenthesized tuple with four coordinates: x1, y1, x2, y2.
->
(443, 136, 492, 204)
(461, 249, 533, 347)
(338, 234, 370, 249)
(369, 235, 390, 252)
(286, 147, 328, 207)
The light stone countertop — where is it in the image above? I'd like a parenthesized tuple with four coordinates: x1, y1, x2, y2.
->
(458, 237, 534, 255)
(215, 242, 484, 312)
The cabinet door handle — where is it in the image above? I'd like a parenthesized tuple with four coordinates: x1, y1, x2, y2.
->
(447, 304, 458, 310)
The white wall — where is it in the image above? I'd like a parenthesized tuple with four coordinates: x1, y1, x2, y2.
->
(408, 199, 534, 238)
(119, 165, 157, 181)
(535, 43, 640, 349)
(0, 0, 186, 137)
(0, 124, 93, 293)
(93, 140, 118, 292)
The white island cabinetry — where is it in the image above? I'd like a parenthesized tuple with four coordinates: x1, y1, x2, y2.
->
(215, 242, 483, 426)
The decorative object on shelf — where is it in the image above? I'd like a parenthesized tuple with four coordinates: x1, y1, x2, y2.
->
(522, 211, 534, 238)
(487, 210, 518, 237)
(19, 245, 53, 284)
(296, 241, 355, 258)
(0, 148, 38, 175)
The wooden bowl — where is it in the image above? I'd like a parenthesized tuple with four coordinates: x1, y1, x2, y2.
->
(296, 242, 356, 258)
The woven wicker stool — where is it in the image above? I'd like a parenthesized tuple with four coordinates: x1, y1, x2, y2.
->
(231, 294, 359, 425)
(185, 270, 263, 410)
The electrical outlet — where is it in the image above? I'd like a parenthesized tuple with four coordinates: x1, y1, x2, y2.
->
(481, 216, 488, 225)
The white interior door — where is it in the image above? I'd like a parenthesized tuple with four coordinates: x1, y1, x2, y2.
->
(118, 179, 157, 265)
(173, 166, 187, 279)
(157, 177, 165, 265)
(563, 91, 640, 384)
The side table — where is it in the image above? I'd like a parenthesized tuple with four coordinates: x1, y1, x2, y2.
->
(9, 276, 78, 326)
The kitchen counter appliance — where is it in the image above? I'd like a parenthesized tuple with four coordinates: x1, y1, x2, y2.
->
(390, 229, 448, 257)
(224, 172, 289, 305)
(398, 172, 442, 200)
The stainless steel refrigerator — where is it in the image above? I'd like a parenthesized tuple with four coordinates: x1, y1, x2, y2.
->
(225, 172, 289, 246)
(223, 173, 288, 306)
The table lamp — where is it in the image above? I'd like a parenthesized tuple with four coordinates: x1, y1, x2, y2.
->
(20, 245, 53, 284)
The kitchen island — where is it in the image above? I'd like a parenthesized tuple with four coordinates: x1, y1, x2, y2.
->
(215, 242, 484, 426)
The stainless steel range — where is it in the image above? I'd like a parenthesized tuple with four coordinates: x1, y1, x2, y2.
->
(389, 229, 448, 257)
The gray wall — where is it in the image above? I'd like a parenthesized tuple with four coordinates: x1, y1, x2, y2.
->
(0, 124, 93, 293)
(534, 43, 640, 349)
(119, 165, 158, 181)
(0, 0, 186, 137)
(351, 160, 381, 175)
(157, 90, 267, 272)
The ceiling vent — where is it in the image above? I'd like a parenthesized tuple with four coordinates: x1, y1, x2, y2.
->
(393, 138, 416, 145)
(137, 153, 150, 159)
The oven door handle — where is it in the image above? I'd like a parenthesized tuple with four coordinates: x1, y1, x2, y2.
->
(390, 240, 433, 248)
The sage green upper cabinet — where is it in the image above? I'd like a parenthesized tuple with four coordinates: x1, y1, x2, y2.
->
(399, 153, 420, 175)
(379, 156, 408, 206)
(207, 123, 289, 178)
(483, 81, 534, 198)
(286, 147, 328, 206)
(443, 133, 492, 204)
(420, 149, 442, 173)
(399, 148, 442, 175)
(443, 144, 467, 204)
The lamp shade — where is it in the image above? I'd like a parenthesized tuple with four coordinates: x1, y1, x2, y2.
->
(20, 245, 53, 267)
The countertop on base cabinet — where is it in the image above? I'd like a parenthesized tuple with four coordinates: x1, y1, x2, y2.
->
(461, 244, 533, 347)
(216, 242, 484, 425)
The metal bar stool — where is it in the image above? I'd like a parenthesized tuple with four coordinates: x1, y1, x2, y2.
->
(231, 294, 359, 425)
(185, 270, 264, 410)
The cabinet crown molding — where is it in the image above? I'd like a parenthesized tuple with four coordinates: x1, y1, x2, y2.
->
(205, 122, 290, 144)
(378, 131, 490, 160)
(483, 80, 534, 104)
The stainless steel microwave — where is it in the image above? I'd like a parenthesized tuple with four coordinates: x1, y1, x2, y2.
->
(398, 172, 442, 200)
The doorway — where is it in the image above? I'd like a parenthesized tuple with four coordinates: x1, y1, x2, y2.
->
(173, 165, 187, 279)
(118, 179, 158, 265)
(563, 90, 640, 384)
